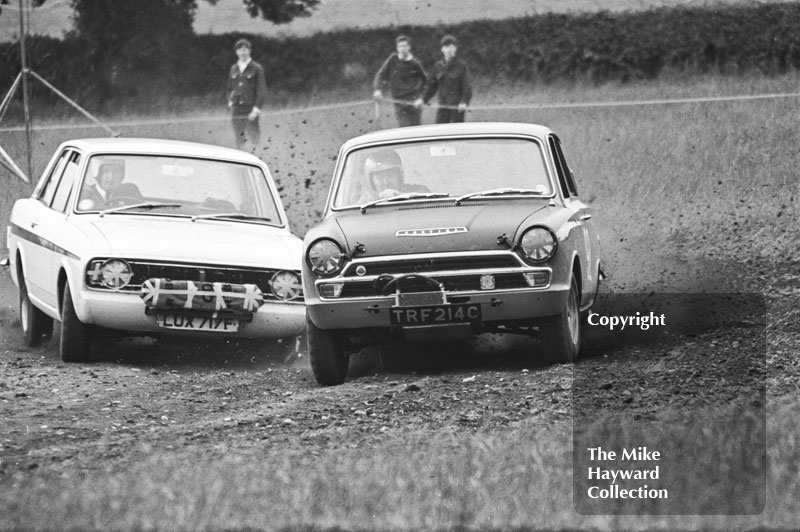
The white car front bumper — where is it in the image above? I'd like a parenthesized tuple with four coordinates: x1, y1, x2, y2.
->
(75, 288, 305, 338)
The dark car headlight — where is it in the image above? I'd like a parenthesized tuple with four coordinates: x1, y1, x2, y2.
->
(87, 258, 133, 290)
(519, 227, 558, 264)
(306, 238, 345, 276)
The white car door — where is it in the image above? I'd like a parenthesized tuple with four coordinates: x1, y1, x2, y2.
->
(13, 149, 72, 309)
(40, 151, 83, 308)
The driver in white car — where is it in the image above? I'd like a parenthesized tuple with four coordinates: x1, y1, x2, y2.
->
(79, 161, 143, 210)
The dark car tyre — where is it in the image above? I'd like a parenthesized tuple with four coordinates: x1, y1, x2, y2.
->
(19, 276, 53, 347)
(60, 283, 92, 362)
(307, 315, 349, 386)
(539, 273, 581, 364)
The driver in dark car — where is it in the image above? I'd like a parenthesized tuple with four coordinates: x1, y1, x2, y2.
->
(79, 161, 143, 209)
(359, 149, 427, 202)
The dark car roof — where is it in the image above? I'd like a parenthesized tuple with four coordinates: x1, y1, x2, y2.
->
(341, 122, 554, 151)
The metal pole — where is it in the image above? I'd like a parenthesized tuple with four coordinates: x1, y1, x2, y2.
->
(0, 72, 22, 124)
(19, 0, 33, 181)
(0, 144, 29, 183)
(30, 71, 120, 137)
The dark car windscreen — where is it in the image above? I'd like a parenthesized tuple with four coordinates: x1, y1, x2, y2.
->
(333, 138, 552, 208)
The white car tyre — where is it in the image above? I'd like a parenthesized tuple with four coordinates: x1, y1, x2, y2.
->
(60, 283, 92, 362)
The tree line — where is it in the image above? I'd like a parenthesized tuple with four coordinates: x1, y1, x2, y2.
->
(2, 2, 800, 111)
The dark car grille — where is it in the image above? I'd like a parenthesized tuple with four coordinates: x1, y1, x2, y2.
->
(120, 260, 301, 301)
(343, 255, 522, 277)
(339, 272, 530, 298)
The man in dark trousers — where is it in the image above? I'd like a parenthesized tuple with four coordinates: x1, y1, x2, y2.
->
(373, 35, 427, 127)
(226, 38, 268, 151)
(423, 35, 473, 123)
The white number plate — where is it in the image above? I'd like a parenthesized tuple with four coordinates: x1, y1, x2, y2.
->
(156, 314, 239, 332)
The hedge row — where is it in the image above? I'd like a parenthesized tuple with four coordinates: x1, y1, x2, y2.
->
(2, 2, 800, 109)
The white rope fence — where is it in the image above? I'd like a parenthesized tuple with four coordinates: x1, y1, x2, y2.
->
(2, 91, 800, 133)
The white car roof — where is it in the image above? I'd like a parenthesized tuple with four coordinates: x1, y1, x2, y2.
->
(59, 138, 263, 164)
(340, 122, 555, 151)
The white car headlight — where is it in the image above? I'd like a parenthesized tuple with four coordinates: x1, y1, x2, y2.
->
(270, 270, 303, 301)
(99, 259, 133, 289)
(306, 238, 345, 276)
(520, 227, 558, 264)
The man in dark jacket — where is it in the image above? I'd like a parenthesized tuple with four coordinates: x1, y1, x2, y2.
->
(226, 38, 268, 151)
(423, 35, 472, 123)
(373, 35, 427, 127)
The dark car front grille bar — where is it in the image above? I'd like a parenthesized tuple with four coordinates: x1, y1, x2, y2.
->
(316, 251, 550, 300)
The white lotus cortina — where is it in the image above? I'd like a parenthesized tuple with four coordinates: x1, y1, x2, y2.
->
(6, 138, 305, 362)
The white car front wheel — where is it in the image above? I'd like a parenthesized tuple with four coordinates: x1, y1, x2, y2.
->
(60, 284, 92, 363)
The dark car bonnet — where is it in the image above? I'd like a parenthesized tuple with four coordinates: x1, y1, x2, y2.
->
(334, 201, 551, 256)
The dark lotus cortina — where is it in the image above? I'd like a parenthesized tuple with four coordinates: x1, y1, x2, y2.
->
(302, 122, 604, 385)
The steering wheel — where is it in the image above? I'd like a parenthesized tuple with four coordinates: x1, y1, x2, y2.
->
(103, 195, 143, 208)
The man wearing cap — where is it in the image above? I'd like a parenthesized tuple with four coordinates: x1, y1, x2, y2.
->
(226, 38, 268, 151)
(423, 35, 473, 123)
(373, 35, 428, 127)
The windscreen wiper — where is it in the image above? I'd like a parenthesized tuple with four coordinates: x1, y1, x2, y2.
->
(359, 192, 449, 213)
(190, 212, 273, 223)
(99, 202, 182, 217)
(454, 188, 546, 205)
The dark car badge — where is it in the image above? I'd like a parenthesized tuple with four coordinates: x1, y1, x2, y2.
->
(396, 227, 467, 237)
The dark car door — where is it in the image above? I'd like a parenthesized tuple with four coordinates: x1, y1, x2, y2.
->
(548, 135, 600, 307)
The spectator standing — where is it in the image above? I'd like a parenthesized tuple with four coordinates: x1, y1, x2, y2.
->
(423, 35, 472, 123)
(373, 35, 427, 127)
(226, 38, 268, 151)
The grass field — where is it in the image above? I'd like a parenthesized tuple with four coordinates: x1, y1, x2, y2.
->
(2, 70, 799, 255)
(1, 71, 799, 530)
(0, 400, 795, 530)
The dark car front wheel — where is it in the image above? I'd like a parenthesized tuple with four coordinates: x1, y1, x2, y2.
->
(60, 283, 92, 362)
(539, 273, 581, 364)
(20, 276, 53, 347)
(307, 315, 349, 386)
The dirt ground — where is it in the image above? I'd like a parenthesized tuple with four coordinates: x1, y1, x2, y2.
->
(1, 221, 796, 485)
